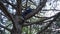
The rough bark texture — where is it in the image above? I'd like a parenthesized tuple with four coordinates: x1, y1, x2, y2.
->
(11, 25, 22, 34)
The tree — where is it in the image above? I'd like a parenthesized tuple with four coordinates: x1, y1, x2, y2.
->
(0, 0, 47, 34)
(1, 0, 60, 34)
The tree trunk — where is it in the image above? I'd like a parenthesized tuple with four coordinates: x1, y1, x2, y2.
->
(11, 24, 22, 34)
(11, 20, 22, 34)
(11, 16, 23, 34)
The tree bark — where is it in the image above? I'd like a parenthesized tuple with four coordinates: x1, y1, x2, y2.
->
(11, 25, 22, 34)
(11, 16, 23, 34)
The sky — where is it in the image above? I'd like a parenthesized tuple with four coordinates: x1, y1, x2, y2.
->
(43, 0, 60, 17)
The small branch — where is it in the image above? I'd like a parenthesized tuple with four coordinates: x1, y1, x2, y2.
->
(37, 12, 60, 34)
(42, 9, 60, 11)
(34, 16, 50, 18)
(23, 12, 60, 26)
(25, 0, 47, 19)
(0, 24, 11, 32)
(6, 23, 12, 27)
(0, 13, 6, 17)
(23, 22, 46, 26)
(23, 15, 55, 26)
(6, 0, 16, 9)
(25, 0, 28, 9)
(0, 2, 16, 29)
(29, 0, 37, 6)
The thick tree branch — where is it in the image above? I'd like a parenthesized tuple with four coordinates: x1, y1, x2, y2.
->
(0, 2, 16, 29)
(16, 0, 22, 15)
(25, 0, 47, 19)
(37, 12, 60, 34)
(23, 12, 60, 26)
(0, 2, 14, 21)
